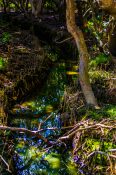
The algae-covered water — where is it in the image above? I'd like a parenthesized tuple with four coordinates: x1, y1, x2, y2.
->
(10, 61, 79, 175)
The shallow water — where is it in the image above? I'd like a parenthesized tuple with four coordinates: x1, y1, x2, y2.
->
(10, 61, 79, 175)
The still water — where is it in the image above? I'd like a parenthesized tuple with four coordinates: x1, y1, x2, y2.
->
(10, 61, 79, 175)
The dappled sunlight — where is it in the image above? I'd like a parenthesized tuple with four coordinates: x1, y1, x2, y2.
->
(15, 140, 77, 175)
(0, 56, 8, 70)
(12, 62, 67, 116)
(0, 1, 116, 174)
(9, 61, 81, 174)
(45, 153, 60, 169)
(106, 107, 116, 117)
(66, 71, 78, 75)
(45, 105, 54, 113)
(15, 45, 31, 54)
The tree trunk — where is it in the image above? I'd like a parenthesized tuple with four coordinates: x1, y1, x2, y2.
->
(66, 0, 98, 107)
(30, 0, 42, 18)
(97, 0, 116, 63)
(2, 0, 7, 13)
(25, 0, 29, 11)
(97, 0, 116, 17)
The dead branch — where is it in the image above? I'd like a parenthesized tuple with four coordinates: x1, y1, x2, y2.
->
(38, 113, 53, 129)
(0, 125, 75, 146)
(0, 125, 49, 144)
(54, 36, 73, 44)
(87, 150, 116, 159)
(0, 155, 12, 173)
(58, 122, 116, 141)
(63, 120, 90, 137)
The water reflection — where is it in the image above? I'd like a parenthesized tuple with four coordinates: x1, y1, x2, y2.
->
(10, 61, 78, 175)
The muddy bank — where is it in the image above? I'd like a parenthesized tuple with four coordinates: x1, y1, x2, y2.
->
(0, 24, 52, 123)
(0, 12, 78, 60)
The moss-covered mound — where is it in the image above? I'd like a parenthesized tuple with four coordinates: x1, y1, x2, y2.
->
(72, 119, 116, 175)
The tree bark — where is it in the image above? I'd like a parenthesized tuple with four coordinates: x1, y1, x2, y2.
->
(66, 0, 98, 107)
(97, 0, 116, 18)
(2, 0, 7, 13)
(29, 0, 42, 17)
(97, 0, 116, 62)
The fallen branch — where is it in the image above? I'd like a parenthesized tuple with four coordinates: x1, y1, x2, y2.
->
(0, 125, 74, 145)
(58, 122, 116, 141)
(0, 125, 49, 144)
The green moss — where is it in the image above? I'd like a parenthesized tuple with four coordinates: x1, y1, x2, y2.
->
(86, 139, 100, 151)
(75, 120, 116, 174)
(45, 153, 60, 169)
(0, 56, 7, 70)
(0, 32, 11, 44)
(78, 104, 116, 120)
(0, 89, 4, 97)
(67, 161, 77, 175)
(85, 138, 115, 152)
(89, 53, 110, 69)
(89, 70, 111, 84)
(44, 46, 58, 62)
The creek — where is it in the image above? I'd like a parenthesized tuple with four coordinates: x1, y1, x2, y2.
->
(9, 59, 79, 175)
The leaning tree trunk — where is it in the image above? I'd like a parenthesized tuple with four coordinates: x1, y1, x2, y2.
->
(66, 0, 98, 107)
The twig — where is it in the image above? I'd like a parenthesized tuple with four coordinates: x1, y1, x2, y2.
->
(105, 78, 116, 80)
(87, 150, 116, 159)
(38, 126, 74, 132)
(63, 120, 88, 136)
(96, 123, 116, 128)
(55, 36, 73, 44)
(108, 149, 116, 152)
(83, 8, 91, 17)
(38, 113, 53, 129)
(0, 155, 12, 173)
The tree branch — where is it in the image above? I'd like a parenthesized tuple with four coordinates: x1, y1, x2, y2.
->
(0, 125, 49, 144)
(87, 150, 116, 159)
(0, 155, 12, 173)
(58, 122, 116, 141)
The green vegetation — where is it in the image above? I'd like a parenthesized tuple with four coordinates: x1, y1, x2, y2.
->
(0, 56, 7, 70)
(89, 54, 111, 69)
(0, 1, 116, 175)
(78, 104, 116, 120)
(0, 32, 11, 44)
